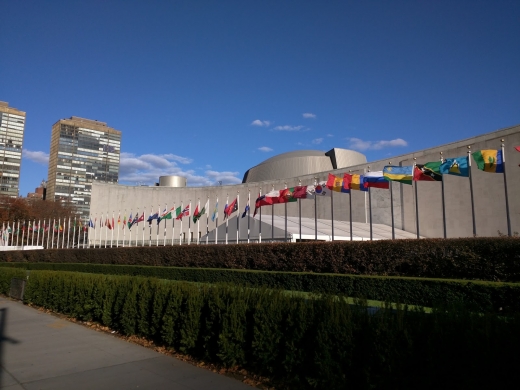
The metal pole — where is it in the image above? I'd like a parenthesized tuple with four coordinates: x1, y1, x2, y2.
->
(72, 217, 75, 249)
(51, 219, 55, 249)
(259, 188, 262, 243)
(314, 177, 318, 240)
(331, 187, 334, 241)
(298, 179, 302, 242)
(413, 158, 420, 239)
(440, 153, 447, 238)
(271, 185, 274, 242)
(225, 195, 229, 245)
(188, 201, 191, 245)
(206, 197, 209, 245)
(37, 219, 41, 247)
(501, 140, 512, 236)
(179, 203, 183, 245)
(236, 192, 240, 244)
(247, 190, 250, 243)
(284, 182, 288, 242)
(467, 146, 477, 236)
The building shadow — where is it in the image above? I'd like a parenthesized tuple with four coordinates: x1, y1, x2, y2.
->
(0, 307, 20, 387)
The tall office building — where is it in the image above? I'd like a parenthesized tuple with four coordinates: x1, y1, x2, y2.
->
(47, 116, 121, 219)
(0, 101, 26, 197)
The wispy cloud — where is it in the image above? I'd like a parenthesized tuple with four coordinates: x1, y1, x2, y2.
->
(303, 113, 316, 119)
(326, 134, 333, 137)
(347, 138, 408, 151)
(119, 152, 240, 186)
(312, 138, 323, 145)
(251, 119, 271, 127)
(258, 146, 273, 152)
(273, 125, 305, 131)
(22, 150, 49, 165)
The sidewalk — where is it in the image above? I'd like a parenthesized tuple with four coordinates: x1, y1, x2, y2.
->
(0, 297, 252, 390)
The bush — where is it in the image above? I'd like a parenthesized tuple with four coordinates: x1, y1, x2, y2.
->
(0, 266, 26, 295)
(16, 269, 520, 389)
(2, 262, 519, 312)
(1, 238, 519, 281)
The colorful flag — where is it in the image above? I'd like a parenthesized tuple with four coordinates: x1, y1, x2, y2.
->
(439, 156, 469, 177)
(306, 181, 331, 198)
(137, 213, 145, 223)
(89, 219, 95, 228)
(515, 146, 520, 152)
(158, 208, 173, 224)
(363, 171, 390, 188)
(225, 198, 238, 218)
(176, 205, 190, 220)
(147, 212, 159, 224)
(123, 215, 127, 229)
(326, 173, 349, 193)
(383, 165, 414, 184)
(472, 150, 503, 173)
(241, 204, 250, 218)
(413, 162, 442, 181)
(193, 201, 208, 223)
(292, 186, 308, 199)
(211, 202, 218, 222)
(127, 213, 133, 229)
(345, 173, 368, 191)
(118, 215, 121, 225)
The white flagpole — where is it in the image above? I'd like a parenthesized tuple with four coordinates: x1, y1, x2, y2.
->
(129, 212, 133, 247)
(314, 177, 318, 241)
(123, 210, 126, 248)
(236, 192, 240, 244)
(117, 211, 120, 247)
(172, 203, 175, 245)
(206, 197, 209, 245)
(67, 217, 71, 248)
(56, 218, 60, 248)
(141, 210, 145, 246)
(247, 190, 251, 243)
(37, 219, 41, 247)
(105, 213, 109, 248)
(225, 195, 229, 245)
(467, 146, 477, 236)
(259, 188, 262, 243)
(386, 165, 395, 240)
(501, 139, 512, 236)
(179, 203, 183, 245)
(413, 159, 420, 239)
(298, 180, 302, 242)
(188, 200, 192, 245)
(21, 221, 25, 248)
(197, 199, 200, 245)
(157, 205, 161, 246)
(110, 212, 114, 247)
(46, 219, 50, 248)
(330, 181, 335, 242)
(83, 221, 87, 248)
(439, 154, 447, 238)
(61, 218, 65, 249)
(149, 206, 153, 246)
(31, 219, 35, 246)
(215, 197, 218, 245)
(368, 167, 373, 241)
(72, 217, 76, 249)
(51, 219, 55, 249)
(271, 185, 274, 241)
(284, 183, 288, 242)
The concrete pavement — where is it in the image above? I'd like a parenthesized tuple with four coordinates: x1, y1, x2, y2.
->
(0, 297, 252, 389)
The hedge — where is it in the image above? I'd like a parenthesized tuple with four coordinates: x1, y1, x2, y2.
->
(3, 262, 520, 312)
(1, 237, 519, 281)
(17, 269, 520, 389)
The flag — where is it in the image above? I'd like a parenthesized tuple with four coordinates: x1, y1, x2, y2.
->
(158, 208, 173, 224)
(472, 150, 503, 173)
(305, 181, 331, 198)
(112, 217, 115, 229)
(176, 205, 190, 220)
(137, 213, 145, 223)
(515, 146, 520, 152)
(241, 204, 250, 218)
(107, 219, 112, 230)
(439, 156, 469, 177)
(193, 201, 208, 224)
(346, 174, 368, 191)
(292, 186, 308, 199)
(363, 171, 390, 188)
(192, 204, 200, 223)
(147, 212, 159, 224)
(326, 173, 349, 193)
(118, 215, 121, 225)
(127, 213, 132, 229)
(413, 162, 442, 181)
(211, 202, 218, 222)
(123, 215, 127, 229)
(383, 165, 414, 184)
(89, 219, 94, 228)
(225, 198, 238, 218)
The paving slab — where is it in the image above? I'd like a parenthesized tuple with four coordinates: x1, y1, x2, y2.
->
(0, 297, 252, 389)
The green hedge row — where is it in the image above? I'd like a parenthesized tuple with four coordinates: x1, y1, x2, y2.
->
(3, 262, 520, 312)
(18, 269, 520, 389)
(1, 237, 520, 281)
(0, 267, 26, 295)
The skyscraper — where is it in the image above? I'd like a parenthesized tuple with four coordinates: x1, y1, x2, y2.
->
(0, 101, 26, 197)
(47, 116, 121, 219)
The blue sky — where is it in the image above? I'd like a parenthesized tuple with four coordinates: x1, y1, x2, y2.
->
(1, 0, 519, 196)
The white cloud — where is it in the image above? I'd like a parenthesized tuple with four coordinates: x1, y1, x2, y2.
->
(251, 119, 271, 127)
(326, 134, 333, 137)
(258, 146, 273, 152)
(303, 113, 316, 119)
(273, 125, 304, 131)
(347, 137, 408, 151)
(119, 152, 240, 186)
(22, 150, 49, 165)
(312, 138, 323, 145)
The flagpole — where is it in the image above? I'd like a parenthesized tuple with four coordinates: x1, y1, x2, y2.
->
(105, 213, 109, 248)
(123, 210, 126, 247)
(236, 191, 240, 244)
(271, 185, 274, 242)
(413, 158, 420, 239)
(206, 197, 209, 245)
(314, 177, 318, 241)
(188, 200, 192, 245)
(298, 179, 302, 242)
(148, 206, 152, 246)
(37, 219, 41, 247)
(47, 218, 51, 248)
(110, 212, 113, 247)
(197, 199, 200, 245)
(215, 197, 218, 244)
(21, 221, 25, 248)
(349, 171, 353, 241)
(284, 183, 288, 242)
(439, 153, 447, 239)
(467, 146, 477, 236)
(368, 166, 373, 241)
(172, 203, 176, 245)
(83, 221, 87, 248)
(72, 217, 76, 249)
(331, 181, 335, 242)
(51, 219, 55, 249)
(117, 211, 120, 247)
(142, 210, 145, 246)
(66, 217, 70, 248)
(225, 195, 229, 245)
(160, 204, 164, 246)
(258, 188, 262, 243)
(180, 203, 183, 245)
(501, 139, 512, 236)
(62, 218, 66, 249)
(247, 190, 250, 243)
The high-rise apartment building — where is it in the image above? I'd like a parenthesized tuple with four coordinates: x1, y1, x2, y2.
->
(0, 101, 26, 197)
(47, 116, 121, 219)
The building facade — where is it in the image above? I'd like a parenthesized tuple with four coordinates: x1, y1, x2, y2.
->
(0, 101, 26, 197)
(90, 124, 520, 243)
(47, 116, 121, 220)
